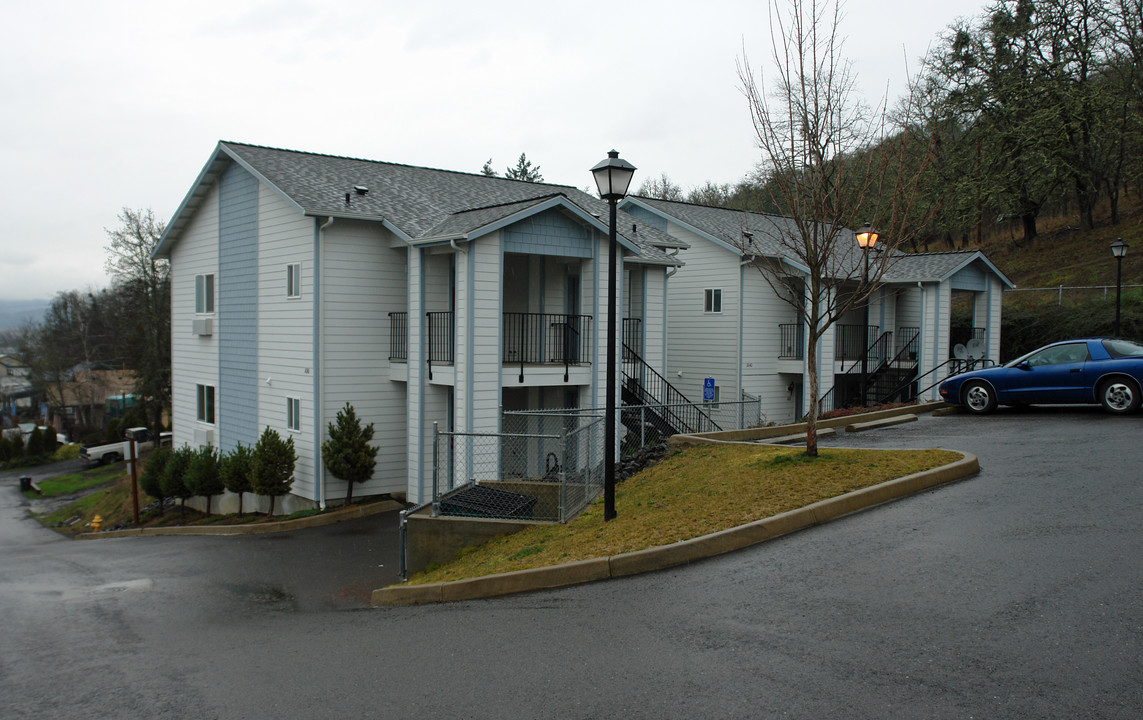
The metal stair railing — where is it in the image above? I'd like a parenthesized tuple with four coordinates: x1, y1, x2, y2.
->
(621, 344, 722, 434)
(819, 330, 893, 412)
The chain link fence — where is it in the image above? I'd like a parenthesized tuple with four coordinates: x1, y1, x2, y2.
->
(1004, 284, 1143, 308)
(432, 415, 604, 523)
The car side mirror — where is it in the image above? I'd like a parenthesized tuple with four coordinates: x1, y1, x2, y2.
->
(1016, 361, 1031, 370)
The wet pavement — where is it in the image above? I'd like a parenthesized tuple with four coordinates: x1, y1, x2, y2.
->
(1, 409, 1141, 718)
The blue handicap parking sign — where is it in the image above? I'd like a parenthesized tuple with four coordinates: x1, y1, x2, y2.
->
(703, 377, 715, 401)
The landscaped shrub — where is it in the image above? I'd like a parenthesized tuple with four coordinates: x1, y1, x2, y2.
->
(140, 447, 171, 516)
(184, 445, 223, 515)
(161, 445, 195, 516)
(0, 435, 14, 464)
(250, 427, 296, 518)
(104, 419, 122, 444)
(321, 403, 378, 505)
(219, 442, 253, 515)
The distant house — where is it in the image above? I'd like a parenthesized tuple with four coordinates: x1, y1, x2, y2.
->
(154, 142, 684, 513)
(0, 354, 34, 419)
(44, 366, 137, 433)
(621, 197, 1014, 424)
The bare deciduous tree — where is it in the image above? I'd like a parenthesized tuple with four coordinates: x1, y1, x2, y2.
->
(737, 0, 933, 455)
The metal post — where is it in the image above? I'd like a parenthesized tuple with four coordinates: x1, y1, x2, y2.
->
(431, 421, 440, 515)
(559, 432, 567, 523)
(860, 249, 869, 407)
(604, 197, 618, 521)
(129, 435, 140, 525)
(1115, 255, 1123, 337)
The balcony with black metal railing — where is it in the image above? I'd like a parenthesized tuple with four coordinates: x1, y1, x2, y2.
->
(778, 323, 804, 359)
(389, 311, 594, 383)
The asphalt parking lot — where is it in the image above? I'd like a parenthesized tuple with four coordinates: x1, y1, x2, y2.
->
(2, 407, 1140, 718)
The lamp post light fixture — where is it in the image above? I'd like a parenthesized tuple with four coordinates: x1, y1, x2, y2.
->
(855, 222, 879, 407)
(591, 150, 636, 522)
(1111, 238, 1129, 337)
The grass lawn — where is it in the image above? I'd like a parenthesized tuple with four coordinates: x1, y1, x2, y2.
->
(35, 475, 143, 535)
(408, 443, 961, 585)
(25, 463, 124, 498)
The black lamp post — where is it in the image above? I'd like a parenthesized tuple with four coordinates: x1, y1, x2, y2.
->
(1111, 238, 1129, 337)
(855, 222, 879, 406)
(591, 150, 636, 522)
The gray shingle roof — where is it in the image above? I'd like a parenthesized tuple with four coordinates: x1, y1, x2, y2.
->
(158, 142, 680, 265)
(630, 196, 1012, 285)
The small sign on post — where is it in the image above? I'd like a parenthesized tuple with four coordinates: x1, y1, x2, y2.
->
(703, 377, 716, 402)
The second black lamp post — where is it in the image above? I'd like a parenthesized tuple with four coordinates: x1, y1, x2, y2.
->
(591, 150, 636, 522)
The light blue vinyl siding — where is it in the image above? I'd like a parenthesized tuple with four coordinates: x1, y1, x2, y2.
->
(218, 163, 259, 451)
(502, 210, 592, 258)
(950, 263, 986, 292)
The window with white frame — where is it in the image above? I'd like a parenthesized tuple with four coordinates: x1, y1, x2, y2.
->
(287, 397, 301, 431)
(704, 288, 722, 313)
(196, 384, 216, 424)
(195, 273, 215, 314)
(286, 263, 302, 299)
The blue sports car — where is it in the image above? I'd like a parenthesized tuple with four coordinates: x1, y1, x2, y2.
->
(939, 338, 1143, 415)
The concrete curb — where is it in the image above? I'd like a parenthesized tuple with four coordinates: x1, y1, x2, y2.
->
(669, 401, 945, 449)
(372, 451, 980, 606)
(75, 499, 405, 540)
(845, 414, 918, 432)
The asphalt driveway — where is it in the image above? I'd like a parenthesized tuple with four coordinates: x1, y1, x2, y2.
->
(2, 408, 1140, 718)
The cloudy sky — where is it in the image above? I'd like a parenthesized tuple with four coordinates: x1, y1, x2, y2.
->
(1, 0, 987, 300)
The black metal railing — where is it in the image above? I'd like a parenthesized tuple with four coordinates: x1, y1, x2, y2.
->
(949, 326, 987, 353)
(835, 324, 880, 360)
(426, 311, 455, 380)
(389, 311, 408, 361)
(502, 313, 593, 381)
(622, 318, 643, 361)
(895, 327, 920, 362)
(779, 323, 804, 359)
(621, 344, 721, 435)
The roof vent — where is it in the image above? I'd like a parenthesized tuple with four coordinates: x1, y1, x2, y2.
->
(354, 186, 369, 196)
(345, 192, 351, 205)
(632, 223, 638, 233)
(743, 231, 755, 245)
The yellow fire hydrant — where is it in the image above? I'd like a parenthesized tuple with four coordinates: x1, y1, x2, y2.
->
(89, 514, 103, 532)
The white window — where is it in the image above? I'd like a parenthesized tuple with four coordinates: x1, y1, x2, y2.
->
(196, 384, 216, 424)
(287, 397, 301, 431)
(704, 288, 722, 314)
(287, 263, 302, 298)
(195, 274, 215, 314)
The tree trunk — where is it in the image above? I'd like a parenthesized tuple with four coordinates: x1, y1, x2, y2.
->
(238, 492, 244, 516)
(346, 480, 354, 506)
(1020, 212, 1037, 246)
(268, 495, 275, 519)
(805, 332, 819, 458)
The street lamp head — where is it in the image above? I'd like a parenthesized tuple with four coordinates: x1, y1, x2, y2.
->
(1111, 238, 1129, 259)
(591, 150, 637, 201)
(856, 222, 879, 249)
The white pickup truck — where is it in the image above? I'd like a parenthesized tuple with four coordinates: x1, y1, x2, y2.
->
(80, 427, 172, 465)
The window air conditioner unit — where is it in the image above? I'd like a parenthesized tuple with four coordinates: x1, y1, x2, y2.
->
(192, 318, 213, 336)
(194, 428, 214, 446)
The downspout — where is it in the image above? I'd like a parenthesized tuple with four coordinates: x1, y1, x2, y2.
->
(314, 216, 334, 510)
(666, 247, 680, 278)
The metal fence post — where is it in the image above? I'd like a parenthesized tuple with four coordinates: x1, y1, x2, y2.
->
(559, 431, 567, 523)
(431, 421, 440, 516)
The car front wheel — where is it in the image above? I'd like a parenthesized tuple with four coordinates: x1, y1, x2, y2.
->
(1098, 378, 1141, 414)
(963, 381, 997, 415)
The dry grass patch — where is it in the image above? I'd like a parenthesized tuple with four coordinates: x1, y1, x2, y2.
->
(408, 444, 961, 584)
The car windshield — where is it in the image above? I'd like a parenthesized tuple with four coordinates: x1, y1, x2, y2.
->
(1102, 338, 1143, 358)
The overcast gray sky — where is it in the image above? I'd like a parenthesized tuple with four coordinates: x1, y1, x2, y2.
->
(0, 0, 986, 300)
